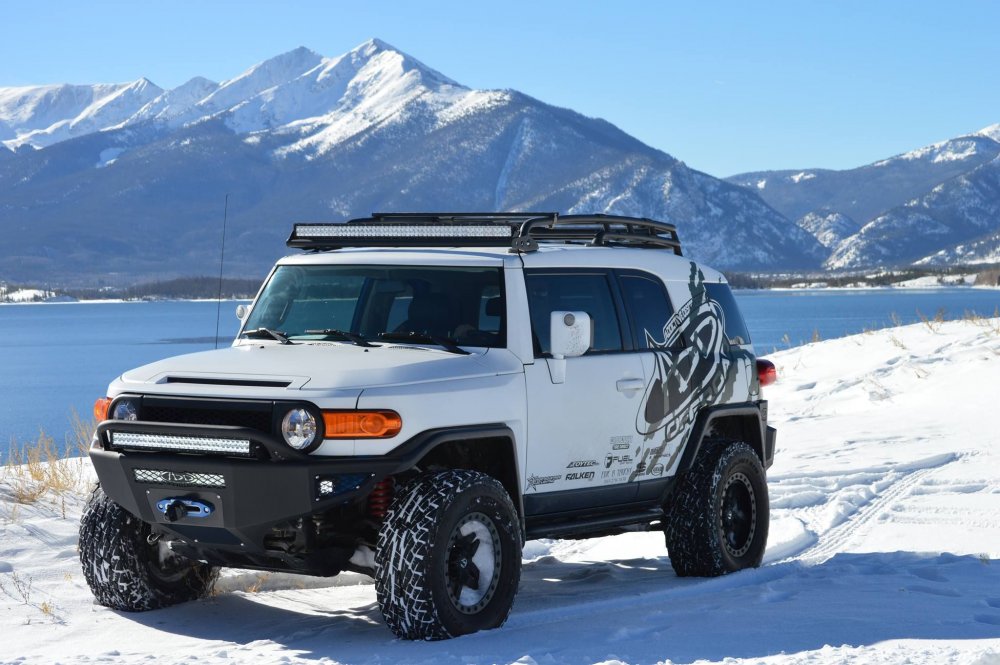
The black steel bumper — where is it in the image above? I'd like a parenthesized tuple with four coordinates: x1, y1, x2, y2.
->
(90, 420, 511, 571)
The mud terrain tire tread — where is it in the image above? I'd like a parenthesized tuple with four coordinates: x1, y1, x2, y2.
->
(78, 485, 218, 611)
(375, 469, 522, 640)
(665, 440, 769, 577)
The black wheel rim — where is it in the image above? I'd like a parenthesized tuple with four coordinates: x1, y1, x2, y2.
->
(445, 512, 502, 615)
(720, 471, 757, 559)
(145, 535, 192, 585)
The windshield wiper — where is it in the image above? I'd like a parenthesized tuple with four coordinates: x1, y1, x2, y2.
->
(377, 331, 470, 355)
(241, 328, 294, 345)
(303, 329, 377, 347)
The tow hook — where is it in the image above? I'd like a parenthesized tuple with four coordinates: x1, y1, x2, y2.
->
(156, 498, 215, 522)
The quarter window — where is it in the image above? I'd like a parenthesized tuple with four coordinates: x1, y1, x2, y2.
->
(704, 283, 752, 345)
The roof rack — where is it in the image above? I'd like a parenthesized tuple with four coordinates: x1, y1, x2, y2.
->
(286, 212, 682, 256)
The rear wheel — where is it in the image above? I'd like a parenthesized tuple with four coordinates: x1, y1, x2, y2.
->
(665, 440, 769, 577)
(375, 470, 522, 640)
(79, 486, 218, 611)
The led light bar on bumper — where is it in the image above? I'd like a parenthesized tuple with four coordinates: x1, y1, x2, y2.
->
(111, 431, 252, 456)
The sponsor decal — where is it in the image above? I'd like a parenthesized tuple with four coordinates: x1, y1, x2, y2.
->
(526, 474, 561, 492)
(566, 460, 598, 469)
(565, 471, 596, 481)
(649, 463, 664, 477)
(600, 468, 631, 482)
(604, 454, 634, 468)
(609, 435, 632, 450)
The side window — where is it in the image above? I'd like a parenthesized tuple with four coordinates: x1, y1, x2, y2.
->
(525, 272, 623, 355)
(619, 273, 677, 349)
(704, 283, 752, 345)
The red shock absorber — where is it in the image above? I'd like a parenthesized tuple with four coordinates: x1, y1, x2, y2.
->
(367, 478, 394, 520)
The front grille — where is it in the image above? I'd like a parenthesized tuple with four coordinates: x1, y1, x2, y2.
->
(134, 468, 226, 488)
(140, 402, 273, 433)
(112, 431, 252, 456)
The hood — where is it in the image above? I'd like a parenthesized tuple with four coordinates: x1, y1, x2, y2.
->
(115, 341, 523, 394)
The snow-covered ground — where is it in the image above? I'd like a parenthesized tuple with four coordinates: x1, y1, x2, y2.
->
(2, 319, 999, 664)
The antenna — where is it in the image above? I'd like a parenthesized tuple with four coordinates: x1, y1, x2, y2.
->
(213, 194, 230, 350)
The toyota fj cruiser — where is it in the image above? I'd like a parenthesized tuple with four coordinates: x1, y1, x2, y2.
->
(80, 213, 777, 640)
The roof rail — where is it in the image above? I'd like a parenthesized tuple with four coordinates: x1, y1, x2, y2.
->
(286, 212, 682, 256)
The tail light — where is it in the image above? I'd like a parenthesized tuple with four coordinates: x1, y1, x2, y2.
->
(756, 359, 777, 387)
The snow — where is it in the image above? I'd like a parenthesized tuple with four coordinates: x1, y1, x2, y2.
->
(0, 287, 54, 302)
(3, 325, 1000, 663)
(789, 171, 815, 183)
(977, 123, 1000, 143)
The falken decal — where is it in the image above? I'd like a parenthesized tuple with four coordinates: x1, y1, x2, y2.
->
(629, 263, 754, 481)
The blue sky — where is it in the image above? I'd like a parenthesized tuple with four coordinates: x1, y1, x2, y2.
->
(3, 1, 999, 175)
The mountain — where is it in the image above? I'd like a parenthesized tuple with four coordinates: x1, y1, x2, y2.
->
(728, 128, 1000, 269)
(0, 39, 822, 284)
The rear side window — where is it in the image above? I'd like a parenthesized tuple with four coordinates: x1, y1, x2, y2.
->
(704, 283, 751, 345)
(618, 273, 677, 349)
(525, 272, 623, 355)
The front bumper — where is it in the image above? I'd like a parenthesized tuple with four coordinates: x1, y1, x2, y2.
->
(90, 419, 511, 574)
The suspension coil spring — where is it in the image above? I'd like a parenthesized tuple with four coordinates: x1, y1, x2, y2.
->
(367, 478, 394, 520)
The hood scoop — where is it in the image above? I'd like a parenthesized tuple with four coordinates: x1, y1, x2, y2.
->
(164, 376, 292, 388)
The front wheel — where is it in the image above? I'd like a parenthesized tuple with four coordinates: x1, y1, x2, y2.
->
(374, 470, 522, 640)
(664, 440, 769, 577)
(78, 486, 218, 611)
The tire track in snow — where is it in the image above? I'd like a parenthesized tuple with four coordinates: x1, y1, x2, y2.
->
(791, 456, 957, 564)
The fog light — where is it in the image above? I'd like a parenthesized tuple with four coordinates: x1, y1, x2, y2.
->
(281, 408, 317, 450)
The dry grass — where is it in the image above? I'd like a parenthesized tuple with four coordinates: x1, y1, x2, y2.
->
(915, 307, 946, 333)
(2, 410, 95, 505)
(245, 573, 271, 594)
(962, 307, 1000, 335)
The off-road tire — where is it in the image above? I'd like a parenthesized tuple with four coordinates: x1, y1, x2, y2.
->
(374, 470, 522, 640)
(78, 485, 218, 611)
(665, 440, 769, 577)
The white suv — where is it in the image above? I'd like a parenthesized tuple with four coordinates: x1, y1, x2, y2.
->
(79, 213, 777, 640)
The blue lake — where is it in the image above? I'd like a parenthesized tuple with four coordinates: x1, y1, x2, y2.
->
(1, 287, 998, 455)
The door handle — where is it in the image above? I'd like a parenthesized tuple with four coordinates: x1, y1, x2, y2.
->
(616, 378, 645, 393)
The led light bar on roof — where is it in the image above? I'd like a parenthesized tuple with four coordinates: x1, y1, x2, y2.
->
(295, 224, 513, 239)
(111, 431, 252, 456)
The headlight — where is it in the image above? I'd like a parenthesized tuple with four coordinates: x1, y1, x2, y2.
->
(281, 408, 317, 450)
(112, 398, 139, 421)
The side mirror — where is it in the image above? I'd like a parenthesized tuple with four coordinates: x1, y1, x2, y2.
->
(550, 311, 591, 359)
(235, 304, 248, 320)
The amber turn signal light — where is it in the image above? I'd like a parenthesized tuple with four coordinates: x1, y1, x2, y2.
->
(94, 397, 113, 422)
(322, 410, 402, 438)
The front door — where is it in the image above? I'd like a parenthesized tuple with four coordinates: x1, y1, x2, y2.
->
(521, 270, 646, 514)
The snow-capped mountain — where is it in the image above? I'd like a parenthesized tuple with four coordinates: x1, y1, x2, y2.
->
(729, 128, 1000, 269)
(795, 211, 860, 249)
(826, 153, 1000, 269)
(0, 79, 164, 149)
(0, 39, 823, 283)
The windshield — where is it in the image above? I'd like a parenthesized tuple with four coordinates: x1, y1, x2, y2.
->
(242, 265, 506, 348)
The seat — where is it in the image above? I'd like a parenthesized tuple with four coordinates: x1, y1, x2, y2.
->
(395, 293, 457, 338)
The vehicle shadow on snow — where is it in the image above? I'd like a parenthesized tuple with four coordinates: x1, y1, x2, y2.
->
(123, 551, 1000, 663)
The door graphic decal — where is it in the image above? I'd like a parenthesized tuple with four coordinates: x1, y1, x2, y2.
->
(629, 263, 755, 481)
